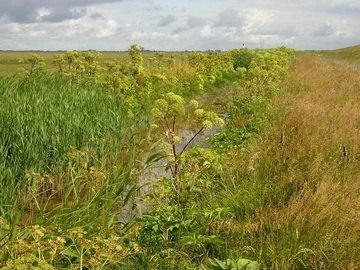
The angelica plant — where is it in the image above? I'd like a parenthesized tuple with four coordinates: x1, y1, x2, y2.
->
(151, 92, 224, 184)
(243, 48, 294, 98)
(17, 53, 46, 76)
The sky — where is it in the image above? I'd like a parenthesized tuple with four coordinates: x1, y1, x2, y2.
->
(0, 0, 359, 51)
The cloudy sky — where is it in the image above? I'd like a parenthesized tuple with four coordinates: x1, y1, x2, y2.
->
(0, 0, 359, 51)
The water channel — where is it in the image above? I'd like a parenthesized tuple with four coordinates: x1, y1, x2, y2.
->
(119, 113, 228, 223)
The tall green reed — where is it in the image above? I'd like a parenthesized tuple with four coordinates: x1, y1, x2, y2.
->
(0, 71, 149, 225)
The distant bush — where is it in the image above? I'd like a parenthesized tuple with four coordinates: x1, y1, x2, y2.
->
(232, 48, 254, 71)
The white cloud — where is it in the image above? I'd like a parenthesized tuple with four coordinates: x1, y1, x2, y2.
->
(241, 8, 273, 34)
(0, 0, 359, 51)
(131, 31, 147, 40)
(131, 30, 165, 41)
(200, 25, 214, 38)
(36, 8, 52, 21)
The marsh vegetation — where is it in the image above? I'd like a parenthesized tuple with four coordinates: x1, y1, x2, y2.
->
(0, 45, 359, 269)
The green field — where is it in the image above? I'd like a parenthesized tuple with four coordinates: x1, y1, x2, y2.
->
(0, 45, 359, 269)
(317, 44, 360, 65)
(0, 50, 192, 76)
(0, 51, 134, 75)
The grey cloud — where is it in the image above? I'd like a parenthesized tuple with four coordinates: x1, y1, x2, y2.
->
(0, 0, 125, 23)
(172, 27, 188, 35)
(143, 2, 162, 12)
(214, 8, 244, 27)
(171, 16, 206, 35)
(157, 15, 176, 27)
(327, 2, 360, 14)
(90, 13, 104, 19)
(40, 8, 86, 23)
(251, 23, 297, 38)
(171, 16, 205, 35)
(187, 16, 205, 28)
(0, 2, 38, 23)
(312, 22, 335, 37)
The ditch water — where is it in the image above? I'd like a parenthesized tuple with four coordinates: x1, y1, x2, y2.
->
(119, 113, 228, 223)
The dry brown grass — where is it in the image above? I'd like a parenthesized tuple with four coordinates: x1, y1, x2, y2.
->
(279, 54, 360, 171)
(247, 53, 360, 268)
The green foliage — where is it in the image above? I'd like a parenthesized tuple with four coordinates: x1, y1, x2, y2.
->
(236, 47, 295, 98)
(202, 257, 259, 270)
(188, 52, 235, 90)
(52, 50, 103, 86)
(2, 254, 55, 270)
(0, 67, 149, 246)
(210, 47, 294, 152)
(232, 48, 254, 71)
(0, 74, 133, 181)
(179, 147, 225, 205)
(17, 53, 46, 76)
(104, 59, 137, 93)
(209, 96, 271, 152)
(128, 44, 144, 76)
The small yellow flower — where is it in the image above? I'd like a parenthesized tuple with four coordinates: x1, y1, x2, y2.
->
(166, 92, 184, 104)
(151, 108, 163, 118)
(202, 120, 213, 130)
(173, 136, 182, 143)
(133, 243, 142, 253)
(213, 117, 225, 127)
(189, 100, 199, 109)
(194, 109, 204, 118)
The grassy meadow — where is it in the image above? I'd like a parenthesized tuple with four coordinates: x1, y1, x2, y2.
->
(0, 45, 359, 269)
(0, 51, 129, 75)
(0, 50, 192, 76)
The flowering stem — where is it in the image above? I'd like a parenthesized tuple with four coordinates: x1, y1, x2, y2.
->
(179, 127, 204, 157)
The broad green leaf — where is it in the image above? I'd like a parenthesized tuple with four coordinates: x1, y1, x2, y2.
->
(61, 248, 80, 258)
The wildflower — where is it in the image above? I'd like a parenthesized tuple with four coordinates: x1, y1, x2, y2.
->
(31, 225, 46, 239)
(151, 108, 163, 118)
(170, 102, 185, 117)
(154, 99, 168, 111)
(202, 120, 213, 130)
(213, 117, 225, 127)
(133, 243, 142, 253)
(69, 227, 86, 238)
(194, 109, 204, 118)
(166, 92, 184, 104)
(151, 124, 159, 129)
(173, 136, 182, 143)
(189, 100, 199, 109)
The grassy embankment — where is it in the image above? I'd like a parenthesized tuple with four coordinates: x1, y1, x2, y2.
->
(317, 44, 360, 66)
(241, 52, 360, 269)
